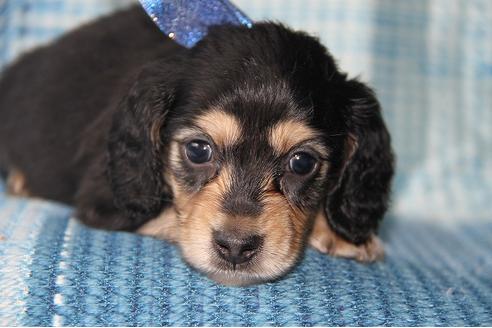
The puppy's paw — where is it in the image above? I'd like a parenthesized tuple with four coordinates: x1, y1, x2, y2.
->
(309, 211, 384, 262)
(6, 168, 30, 197)
(137, 206, 180, 243)
(311, 233, 384, 262)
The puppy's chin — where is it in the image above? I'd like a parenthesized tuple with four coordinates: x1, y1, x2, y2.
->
(205, 269, 280, 286)
(185, 258, 298, 286)
(180, 246, 299, 286)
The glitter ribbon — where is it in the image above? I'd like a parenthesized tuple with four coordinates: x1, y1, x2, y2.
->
(138, 0, 253, 48)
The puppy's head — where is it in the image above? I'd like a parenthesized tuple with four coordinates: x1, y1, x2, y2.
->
(108, 23, 394, 285)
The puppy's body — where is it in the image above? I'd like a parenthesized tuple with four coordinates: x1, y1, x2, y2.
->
(0, 6, 394, 285)
(0, 7, 182, 207)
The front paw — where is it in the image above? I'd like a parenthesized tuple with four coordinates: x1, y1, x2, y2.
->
(309, 212, 384, 262)
(137, 206, 179, 243)
(6, 168, 30, 197)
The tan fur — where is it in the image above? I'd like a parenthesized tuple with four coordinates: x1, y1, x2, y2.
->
(140, 144, 311, 285)
(203, 189, 309, 285)
(7, 168, 30, 197)
(137, 206, 180, 242)
(150, 114, 166, 146)
(172, 127, 202, 143)
(195, 109, 242, 147)
(269, 119, 319, 154)
(255, 193, 307, 270)
(139, 119, 378, 285)
(308, 209, 384, 262)
(138, 116, 339, 285)
(167, 140, 182, 169)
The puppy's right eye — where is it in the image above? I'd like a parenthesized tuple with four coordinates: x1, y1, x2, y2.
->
(185, 140, 212, 164)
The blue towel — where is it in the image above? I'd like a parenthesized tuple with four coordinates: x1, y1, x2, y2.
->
(0, 188, 491, 326)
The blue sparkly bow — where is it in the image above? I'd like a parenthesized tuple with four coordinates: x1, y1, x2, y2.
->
(138, 0, 253, 48)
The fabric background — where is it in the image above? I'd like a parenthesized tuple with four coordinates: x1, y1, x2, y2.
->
(0, 190, 491, 326)
(0, 0, 491, 326)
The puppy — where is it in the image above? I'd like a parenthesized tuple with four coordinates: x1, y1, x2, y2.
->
(0, 6, 394, 285)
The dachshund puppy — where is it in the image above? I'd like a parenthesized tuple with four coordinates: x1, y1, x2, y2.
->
(0, 6, 394, 285)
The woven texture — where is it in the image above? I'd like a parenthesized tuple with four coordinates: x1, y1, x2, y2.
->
(1, 0, 492, 326)
(1, 188, 491, 326)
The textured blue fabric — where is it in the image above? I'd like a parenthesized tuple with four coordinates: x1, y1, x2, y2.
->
(0, 188, 491, 326)
(139, 0, 252, 48)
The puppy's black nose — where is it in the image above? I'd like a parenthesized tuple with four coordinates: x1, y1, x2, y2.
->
(213, 231, 263, 267)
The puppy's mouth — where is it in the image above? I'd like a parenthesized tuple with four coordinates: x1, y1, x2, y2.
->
(177, 234, 295, 286)
(206, 268, 272, 286)
(204, 253, 281, 286)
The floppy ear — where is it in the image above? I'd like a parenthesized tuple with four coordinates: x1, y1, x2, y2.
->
(107, 61, 178, 225)
(324, 79, 394, 245)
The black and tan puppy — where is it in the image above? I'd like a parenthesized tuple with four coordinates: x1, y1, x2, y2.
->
(0, 6, 394, 285)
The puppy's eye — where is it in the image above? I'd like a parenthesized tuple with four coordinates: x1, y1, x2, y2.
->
(185, 140, 212, 164)
(289, 152, 317, 175)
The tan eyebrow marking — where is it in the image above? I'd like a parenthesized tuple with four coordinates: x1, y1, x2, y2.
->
(194, 109, 242, 147)
(268, 119, 320, 154)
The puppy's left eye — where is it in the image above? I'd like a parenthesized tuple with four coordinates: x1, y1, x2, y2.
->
(289, 152, 317, 175)
(185, 140, 212, 164)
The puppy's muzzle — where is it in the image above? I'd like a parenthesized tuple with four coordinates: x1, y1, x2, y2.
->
(213, 230, 263, 268)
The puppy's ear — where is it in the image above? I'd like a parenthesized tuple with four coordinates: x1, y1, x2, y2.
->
(325, 79, 394, 245)
(107, 61, 178, 225)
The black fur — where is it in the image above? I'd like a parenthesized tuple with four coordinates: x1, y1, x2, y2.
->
(0, 6, 394, 244)
(323, 80, 394, 244)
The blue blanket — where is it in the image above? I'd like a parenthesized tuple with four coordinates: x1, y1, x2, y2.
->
(1, 188, 491, 326)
